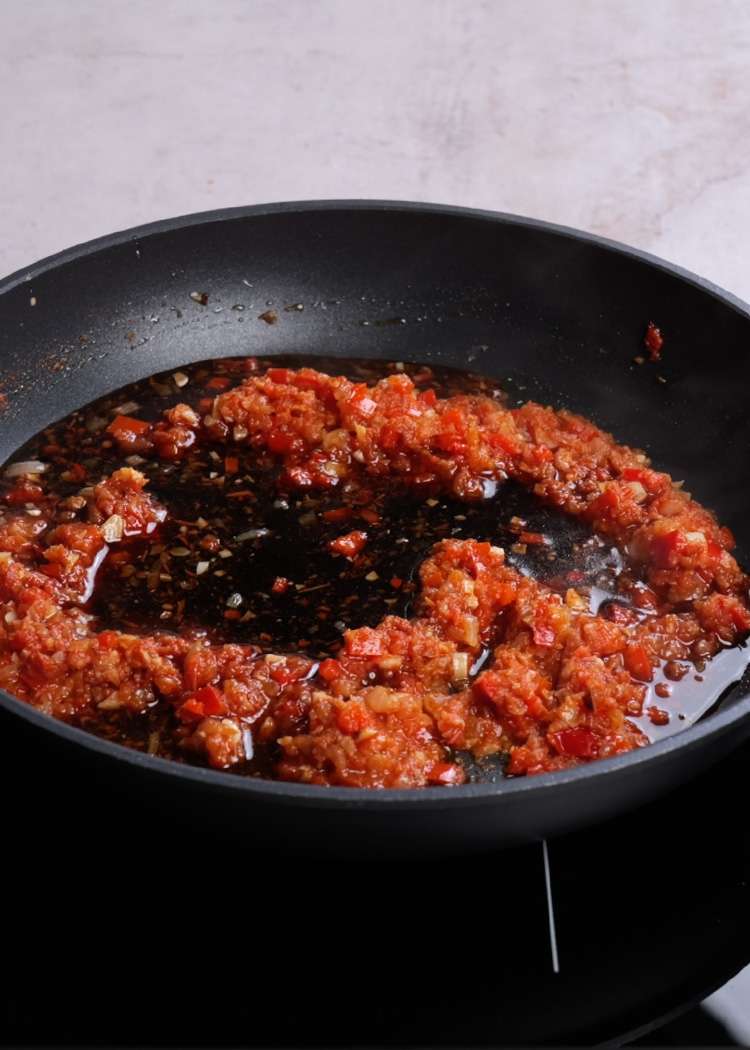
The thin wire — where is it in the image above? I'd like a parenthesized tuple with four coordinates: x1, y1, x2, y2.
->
(542, 838, 560, 973)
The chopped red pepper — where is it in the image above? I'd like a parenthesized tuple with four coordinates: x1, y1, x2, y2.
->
(426, 762, 466, 785)
(318, 658, 343, 681)
(322, 507, 352, 524)
(549, 726, 599, 759)
(328, 530, 368, 558)
(267, 368, 293, 384)
(624, 640, 654, 682)
(204, 376, 233, 393)
(107, 415, 151, 440)
(519, 531, 549, 545)
(178, 684, 228, 721)
(644, 322, 664, 361)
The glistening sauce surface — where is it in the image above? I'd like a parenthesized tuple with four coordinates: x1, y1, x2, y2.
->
(0, 356, 747, 786)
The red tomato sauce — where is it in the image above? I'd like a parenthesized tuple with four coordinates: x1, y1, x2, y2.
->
(0, 358, 747, 787)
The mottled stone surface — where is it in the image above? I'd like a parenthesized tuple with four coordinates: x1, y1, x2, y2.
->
(3, 0, 750, 305)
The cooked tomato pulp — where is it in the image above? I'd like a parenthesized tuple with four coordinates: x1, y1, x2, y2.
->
(0, 357, 747, 787)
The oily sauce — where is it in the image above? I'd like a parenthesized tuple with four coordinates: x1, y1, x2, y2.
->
(0, 356, 748, 786)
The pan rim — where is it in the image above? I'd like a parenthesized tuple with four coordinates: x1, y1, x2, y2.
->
(2, 197, 750, 320)
(1, 198, 749, 811)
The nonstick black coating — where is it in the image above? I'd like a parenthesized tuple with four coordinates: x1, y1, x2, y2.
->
(1, 200, 749, 857)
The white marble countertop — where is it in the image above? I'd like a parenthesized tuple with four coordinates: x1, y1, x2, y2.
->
(3, 0, 750, 307)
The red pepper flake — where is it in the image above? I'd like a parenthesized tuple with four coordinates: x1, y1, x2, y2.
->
(321, 507, 352, 524)
(224, 456, 239, 475)
(205, 376, 233, 393)
(107, 415, 151, 439)
(624, 640, 654, 682)
(644, 322, 664, 362)
(426, 762, 466, 786)
(328, 530, 368, 558)
(178, 685, 228, 722)
(390, 577, 403, 589)
(519, 531, 549, 545)
(548, 726, 600, 759)
(271, 576, 290, 594)
(318, 658, 343, 681)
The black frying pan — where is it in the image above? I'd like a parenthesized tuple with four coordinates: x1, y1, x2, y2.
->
(1, 200, 749, 859)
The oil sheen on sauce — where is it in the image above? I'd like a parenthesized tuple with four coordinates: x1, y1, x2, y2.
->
(1, 355, 748, 783)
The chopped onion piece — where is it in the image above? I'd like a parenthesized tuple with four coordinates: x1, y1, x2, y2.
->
(233, 525, 268, 541)
(113, 401, 140, 416)
(4, 460, 48, 477)
(452, 653, 470, 682)
(101, 514, 124, 542)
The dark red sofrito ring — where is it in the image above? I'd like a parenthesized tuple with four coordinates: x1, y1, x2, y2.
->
(0, 360, 747, 787)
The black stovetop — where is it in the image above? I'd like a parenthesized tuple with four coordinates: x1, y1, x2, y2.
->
(5, 731, 750, 1048)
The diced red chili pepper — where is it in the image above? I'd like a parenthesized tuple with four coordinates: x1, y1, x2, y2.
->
(602, 602, 639, 627)
(719, 526, 736, 550)
(318, 658, 343, 681)
(328, 530, 368, 558)
(4, 481, 46, 504)
(532, 444, 554, 464)
(390, 577, 403, 589)
(345, 627, 386, 657)
(224, 456, 239, 475)
(650, 529, 686, 570)
(322, 507, 352, 523)
(426, 762, 466, 785)
(380, 424, 400, 450)
(487, 431, 520, 455)
(549, 726, 599, 759)
(107, 415, 151, 439)
(267, 368, 292, 384)
(267, 661, 303, 686)
(178, 685, 228, 722)
(644, 322, 664, 361)
(337, 700, 370, 735)
(271, 576, 290, 594)
(267, 428, 296, 454)
(624, 640, 654, 682)
(532, 600, 561, 647)
(192, 684, 228, 715)
(204, 376, 233, 392)
(520, 532, 549, 545)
